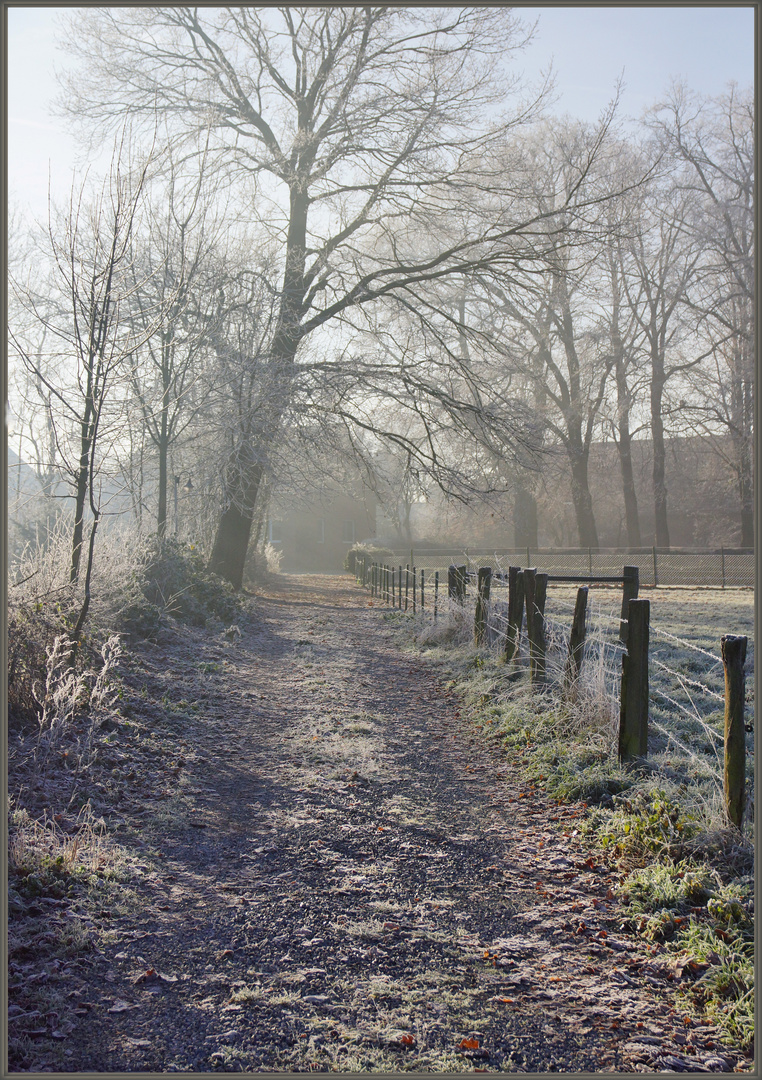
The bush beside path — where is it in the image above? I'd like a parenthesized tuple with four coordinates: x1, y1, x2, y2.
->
(8, 575, 750, 1072)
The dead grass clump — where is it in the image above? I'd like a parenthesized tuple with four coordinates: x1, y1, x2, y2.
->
(9, 799, 114, 882)
(7, 603, 68, 735)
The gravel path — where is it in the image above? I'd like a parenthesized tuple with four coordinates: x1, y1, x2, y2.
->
(29, 574, 743, 1072)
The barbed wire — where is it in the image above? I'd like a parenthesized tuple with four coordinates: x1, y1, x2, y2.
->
(649, 657, 725, 702)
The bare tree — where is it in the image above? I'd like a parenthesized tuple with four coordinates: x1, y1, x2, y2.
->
(619, 172, 704, 549)
(473, 117, 629, 549)
(125, 142, 228, 537)
(57, 6, 606, 587)
(9, 137, 153, 635)
(647, 84, 754, 546)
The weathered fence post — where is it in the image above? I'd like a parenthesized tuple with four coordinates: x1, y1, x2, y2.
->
(405, 565, 410, 610)
(448, 564, 467, 605)
(398, 566, 403, 609)
(721, 546, 726, 590)
(721, 635, 747, 829)
(652, 546, 658, 587)
(534, 573, 548, 684)
(474, 566, 492, 645)
(420, 569, 425, 611)
(619, 565, 640, 641)
(618, 598, 650, 763)
(563, 586, 588, 696)
(503, 566, 524, 663)
(434, 571, 439, 620)
(524, 569, 547, 686)
(412, 566, 417, 614)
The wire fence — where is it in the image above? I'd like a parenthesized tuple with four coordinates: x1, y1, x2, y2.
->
(382, 546, 754, 588)
(357, 555, 754, 827)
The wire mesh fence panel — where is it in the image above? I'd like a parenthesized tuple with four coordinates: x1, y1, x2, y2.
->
(384, 548, 753, 589)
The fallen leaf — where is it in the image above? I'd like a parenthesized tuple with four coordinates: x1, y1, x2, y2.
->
(460, 1038, 480, 1049)
(107, 1000, 139, 1014)
(400, 1035, 415, 1046)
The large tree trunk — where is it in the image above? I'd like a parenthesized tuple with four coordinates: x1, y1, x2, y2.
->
(208, 455, 264, 590)
(732, 327, 754, 548)
(608, 254, 641, 548)
(615, 361, 642, 548)
(514, 482, 538, 549)
(208, 187, 309, 588)
(650, 366, 670, 549)
(568, 446, 599, 549)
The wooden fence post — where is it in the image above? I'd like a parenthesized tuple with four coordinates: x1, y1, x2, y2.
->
(523, 568, 536, 671)
(448, 564, 467, 605)
(457, 565, 467, 605)
(534, 573, 548, 684)
(474, 566, 492, 645)
(524, 569, 547, 685)
(405, 565, 410, 610)
(618, 598, 650, 762)
(620, 565, 640, 641)
(721, 635, 747, 829)
(721, 547, 726, 590)
(652, 546, 658, 587)
(504, 566, 524, 663)
(563, 586, 588, 696)
(448, 564, 457, 602)
(434, 571, 439, 620)
(412, 566, 417, 613)
(420, 569, 425, 611)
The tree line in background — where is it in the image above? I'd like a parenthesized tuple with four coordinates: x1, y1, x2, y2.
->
(8, 8, 754, 616)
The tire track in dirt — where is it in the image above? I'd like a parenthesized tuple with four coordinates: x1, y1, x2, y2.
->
(62, 575, 742, 1072)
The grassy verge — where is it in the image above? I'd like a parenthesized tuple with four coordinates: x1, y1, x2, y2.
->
(6, 532, 252, 1069)
(381, 585, 755, 1055)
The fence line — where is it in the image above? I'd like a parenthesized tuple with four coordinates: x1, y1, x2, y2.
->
(376, 546, 754, 589)
(355, 555, 752, 830)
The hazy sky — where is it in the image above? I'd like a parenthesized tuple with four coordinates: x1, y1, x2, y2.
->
(7, 5, 756, 224)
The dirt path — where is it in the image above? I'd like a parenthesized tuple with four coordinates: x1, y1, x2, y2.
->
(24, 575, 742, 1072)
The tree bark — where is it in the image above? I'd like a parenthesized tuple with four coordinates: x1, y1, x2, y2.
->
(568, 445, 599, 549)
(208, 186, 309, 587)
(650, 365, 670, 549)
(156, 336, 172, 539)
(513, 483, 538, 548)
(608, 257, 641, 548)
(70, 408, 93, 585)
(732, 329, 754, 547)
(617, 436, 641, 549)
(208, 457, 264, 590)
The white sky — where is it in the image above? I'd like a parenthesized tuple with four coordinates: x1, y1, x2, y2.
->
(7, 4, 756, 225)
